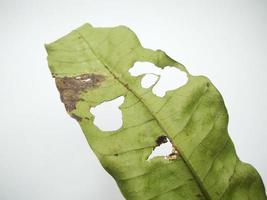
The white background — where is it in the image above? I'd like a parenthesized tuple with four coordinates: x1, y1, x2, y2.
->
(0, 0, 266, 199)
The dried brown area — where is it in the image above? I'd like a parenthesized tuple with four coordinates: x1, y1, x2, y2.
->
(167, 148, 179, 160)
(155, 135, 168, 147)
(55, 73, 105, 112)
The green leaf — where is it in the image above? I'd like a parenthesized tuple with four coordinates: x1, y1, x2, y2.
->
(45, 23, 266, 200)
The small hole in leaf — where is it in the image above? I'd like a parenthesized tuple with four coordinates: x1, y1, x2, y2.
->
(129, 62, 188, 97)
(90, 96, 125, 131)
(147, 135, 178, 160)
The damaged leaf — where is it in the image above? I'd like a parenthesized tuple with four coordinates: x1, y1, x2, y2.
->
(56, 73, 105, 112)
(45, 23, 266, 200)
(147, 136, 179, 161)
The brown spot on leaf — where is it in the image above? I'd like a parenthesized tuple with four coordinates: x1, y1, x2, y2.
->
(155, 135, 168, 147)
(167, 148, 179, 160)
(55, 73, 105, 112)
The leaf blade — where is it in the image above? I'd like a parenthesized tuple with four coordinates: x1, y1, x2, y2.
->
(45, 23, 266, 200)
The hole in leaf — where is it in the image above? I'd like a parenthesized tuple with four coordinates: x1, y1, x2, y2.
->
(141, 74, 159, 88)
(129, 62, 188, 97)
(90, 96, 125, 131)
(147, 135, 179, 160)
(129, 62, 162, 76)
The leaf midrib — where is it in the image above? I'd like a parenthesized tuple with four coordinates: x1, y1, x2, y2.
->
(74, 28, 211, 200)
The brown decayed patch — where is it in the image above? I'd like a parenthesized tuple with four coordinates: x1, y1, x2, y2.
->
(55, 73, 105, 112)
(155, 135, 168, 147)
(167, 148, 179, 160)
